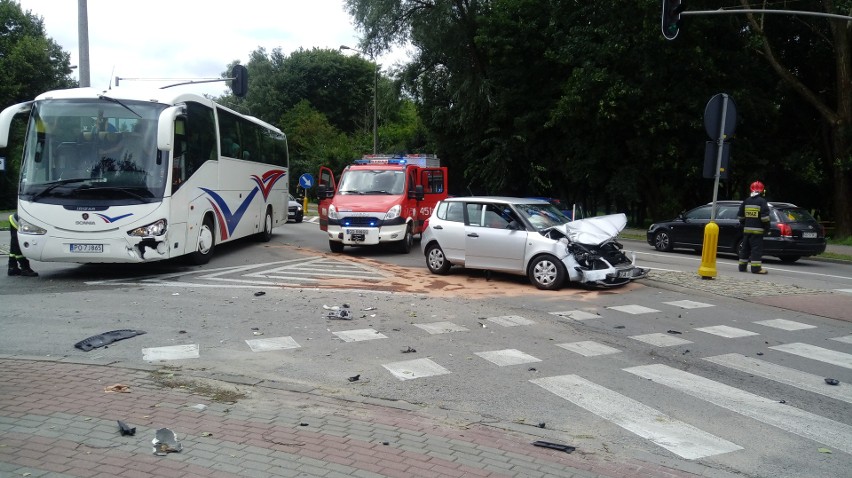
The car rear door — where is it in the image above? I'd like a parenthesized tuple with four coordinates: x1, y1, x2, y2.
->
(428, 201, 467, 263)
(464, 202, 527, 273)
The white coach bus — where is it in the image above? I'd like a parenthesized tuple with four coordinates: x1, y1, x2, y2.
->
(0, 84, 288, 264)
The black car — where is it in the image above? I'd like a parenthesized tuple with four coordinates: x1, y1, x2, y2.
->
(647, 200, 826, 263)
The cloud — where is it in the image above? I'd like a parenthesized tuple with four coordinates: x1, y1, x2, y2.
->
(17, 0, 406, 97)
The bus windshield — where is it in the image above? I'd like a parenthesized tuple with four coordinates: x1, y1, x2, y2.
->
(20, 99, 169, 204)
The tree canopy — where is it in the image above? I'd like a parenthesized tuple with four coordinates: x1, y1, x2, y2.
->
(0, 0, 76, 207)
(345, 0, 852, 235)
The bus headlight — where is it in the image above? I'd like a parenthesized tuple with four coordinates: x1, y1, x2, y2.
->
(128, 219, 167, 237)
(17, 217, 47, 235)
(384, 204, 401, 221)
(328, 204, 339, 220)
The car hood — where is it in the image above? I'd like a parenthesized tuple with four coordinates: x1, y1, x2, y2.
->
(554, 213, 627, 245)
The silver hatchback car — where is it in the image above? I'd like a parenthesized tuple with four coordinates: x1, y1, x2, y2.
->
(420, 197, 648, 289)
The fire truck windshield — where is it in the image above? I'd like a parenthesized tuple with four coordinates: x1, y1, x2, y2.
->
(338, 170, 405, 195)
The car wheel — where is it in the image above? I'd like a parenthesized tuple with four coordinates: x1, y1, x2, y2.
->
(528, 255, 565, 290)
(425, 243, 452, 274)
(653, 230, 674, 252)
(188, 216, 215, 265)
(257, 208, 273, 242)
(396, 225, 413, 253)
(329, 240, 344, 253)
(295, 212, 303, 223)
(778, 255, 801, 263)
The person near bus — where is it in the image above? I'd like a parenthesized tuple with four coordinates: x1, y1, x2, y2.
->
(737, 181, 771, 274)
(8, 213, 38, 277)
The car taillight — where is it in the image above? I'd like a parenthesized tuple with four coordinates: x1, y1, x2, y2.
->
(777, 223, 792, 237)
(423, 218, 430, 230)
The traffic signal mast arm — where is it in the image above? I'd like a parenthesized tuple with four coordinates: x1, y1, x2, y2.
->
(661, 3, 852, 41)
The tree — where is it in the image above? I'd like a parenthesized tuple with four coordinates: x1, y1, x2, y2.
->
(0, 0, 76, 209)
(735, 1, 852, 235)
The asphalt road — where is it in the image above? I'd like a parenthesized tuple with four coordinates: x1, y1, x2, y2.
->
(2, 223, 852, 478)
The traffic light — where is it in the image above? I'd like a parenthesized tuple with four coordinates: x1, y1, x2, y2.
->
(661, 0, 684, 40)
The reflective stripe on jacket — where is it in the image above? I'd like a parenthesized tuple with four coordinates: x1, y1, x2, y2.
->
(738, 196, 770, 235)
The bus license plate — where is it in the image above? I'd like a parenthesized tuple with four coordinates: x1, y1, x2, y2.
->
(802, 231, 817, 238)
(70, 244, 104, 253)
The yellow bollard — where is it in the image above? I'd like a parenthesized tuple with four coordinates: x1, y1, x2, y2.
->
(697, 221, 719, 279)
(303, 196, 309, 215)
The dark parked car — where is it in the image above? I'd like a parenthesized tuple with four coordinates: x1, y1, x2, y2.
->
(288, 194, 304, 223)
(647, 200, 826, 263)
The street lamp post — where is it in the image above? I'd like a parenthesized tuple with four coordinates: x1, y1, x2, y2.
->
(340, 45, 378, 154)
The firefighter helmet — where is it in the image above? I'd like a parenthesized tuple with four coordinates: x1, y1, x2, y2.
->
(750, 181, 765, 193)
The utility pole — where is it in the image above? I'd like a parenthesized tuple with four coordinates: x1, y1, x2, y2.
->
(77, 0, 90, 87)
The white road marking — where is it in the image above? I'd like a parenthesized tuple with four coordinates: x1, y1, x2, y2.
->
(414, 321, 470, 334)
(608, 305, 660, 315)
(835, 289, 852, 294)
(625, 364, 852, 455)
(753, 319, 816, 331)
(630, 333, 692, 347)
(475, 349, 541, 366)
(142, 344, 199, 361)
(694, 325, 759, 338)
(557, 341, 621, 357)
(487, 315, 535, 327)
(332, 328, 388, 343)
(550, 310, 600, 321)
(636, 251, 852, 280)
(530, 374, 742, 460)
(704, 353, 852, 404)
(769, 343, 852, 369)
(663, 300, 714, 309)
(245, 336, 301, 352)
(832, 335, 852, 345)
(383, 358, 451, 381)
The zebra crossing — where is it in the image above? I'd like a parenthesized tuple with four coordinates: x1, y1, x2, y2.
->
(139, 294, 852, 461)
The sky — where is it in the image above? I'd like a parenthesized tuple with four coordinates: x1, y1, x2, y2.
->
(17, 0, 410, 97)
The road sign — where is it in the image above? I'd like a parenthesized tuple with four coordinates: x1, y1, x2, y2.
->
(299, 173, 314, 189)
(704, 93, 737, 140)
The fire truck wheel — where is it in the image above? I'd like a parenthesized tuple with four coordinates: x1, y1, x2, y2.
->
(528, 254, 565, 290)
(329, 240, 344, 253)
(396, 226, 413, 253)
(425, 243, 452, 274)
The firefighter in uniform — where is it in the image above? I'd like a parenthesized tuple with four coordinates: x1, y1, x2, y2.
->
(737, 181, 770, 274)
(8, 213, 38, 277)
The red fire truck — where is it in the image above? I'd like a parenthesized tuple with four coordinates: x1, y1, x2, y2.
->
(317, 154, 448, 253)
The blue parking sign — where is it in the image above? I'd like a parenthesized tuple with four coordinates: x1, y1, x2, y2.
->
(299, 173, 314, 189)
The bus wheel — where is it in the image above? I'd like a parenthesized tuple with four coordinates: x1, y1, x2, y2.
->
(189, 216, 216, 265)
(258, 208, 273, 242)
(329, 240, 344, 253)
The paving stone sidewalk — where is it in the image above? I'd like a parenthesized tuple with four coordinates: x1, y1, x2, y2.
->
(0, 358, 701, 478)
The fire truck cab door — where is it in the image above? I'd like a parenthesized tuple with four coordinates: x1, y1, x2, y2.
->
(317, 166, 336, 231)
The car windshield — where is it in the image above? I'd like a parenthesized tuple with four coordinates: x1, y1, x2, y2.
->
(515, 203, 572, 231)
(338, 170, 405, 195)
(775, 207, 817, 223)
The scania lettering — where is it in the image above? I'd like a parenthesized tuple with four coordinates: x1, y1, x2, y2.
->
(0, 84, 288, 264)
(317, 154, 448, 253)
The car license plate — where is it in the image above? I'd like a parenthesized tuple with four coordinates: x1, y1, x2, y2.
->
(617, 270, 632, 278)
(70, 244, 103, 253)
(802, 231, 817, 238)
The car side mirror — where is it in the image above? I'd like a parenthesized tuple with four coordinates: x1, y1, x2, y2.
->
(318, 184, 333, 199)
(409, 184, 425, 201)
